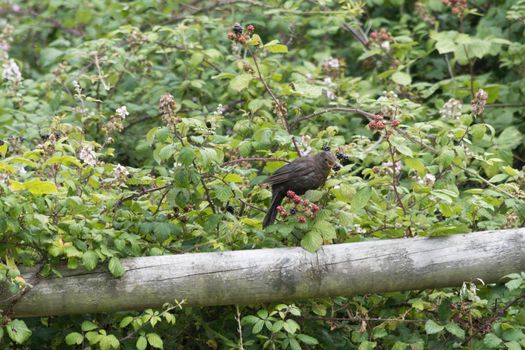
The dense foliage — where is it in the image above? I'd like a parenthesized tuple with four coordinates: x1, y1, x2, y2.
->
(1, 0, 525, 348)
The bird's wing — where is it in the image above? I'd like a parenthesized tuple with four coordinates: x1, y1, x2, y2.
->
(264, 158, 313, 185)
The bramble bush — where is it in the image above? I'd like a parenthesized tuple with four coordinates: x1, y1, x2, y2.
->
(1, 0, 525, 349)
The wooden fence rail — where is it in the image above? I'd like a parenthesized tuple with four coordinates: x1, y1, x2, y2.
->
(2, 228, 525, 317)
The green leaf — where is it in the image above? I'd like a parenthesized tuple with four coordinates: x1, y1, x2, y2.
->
(304, 190, 323, 202)
(425, 320, 444, 334)
(119, 316, 133, 328)
(484, 333, 502, 348)
(313, 220, 336, 240)
(505, 341, 522, 350)
(22, 179, 58, 195)
(215, 185, 233, 203)
(296, 334, 319, 345)
(6, 320, 32, 344)
(108, 257, 125, 278)
(435, 39, 456, 54)
(301, 231, 323, 253)
(82, 251, 98, 271)
(65, 332, 84, 345)
(0, 143, 7, 157)
(265, 43, 288, 53)
(404, 158, 426, 176)
(178, 147, 195, 166)
(147, 333, 164, 349)
(391, 71, 412, 86)
(81, 321, 99, 332)
(159, 144, 176, 160)
(283, 319, 300, 334)
(352, 187, 372, 211)
(136, 336, 147, 350)
(445, 322, 465, 339)
(229, 74, 252, 92)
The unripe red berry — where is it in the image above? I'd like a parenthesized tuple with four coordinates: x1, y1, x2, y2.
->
(237, 35, 247, 44)
(311, 204, 319, 213)
(298, 216, 306, 223)
(286, 190, 296, 198)
(391, 119, 400, 127)
(227, 32, 236, 40)
(247, 24, 255, 32)
(293, 196, 301, 205)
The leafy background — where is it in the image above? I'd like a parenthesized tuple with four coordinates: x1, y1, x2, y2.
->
(0, 0, 525, 349)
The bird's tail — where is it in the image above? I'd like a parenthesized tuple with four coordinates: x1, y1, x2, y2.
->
(262, 191, 285, 228)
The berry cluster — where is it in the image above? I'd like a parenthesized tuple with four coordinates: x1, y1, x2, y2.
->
(276, 190, 320, 223)
(369, 28, 392, 43)
(367, 115, 400, 130)
(335, 151, 351, 166)
(323, 146, 343, 171)
(227, 23, 255, 45)
(442, 0, 467, 16)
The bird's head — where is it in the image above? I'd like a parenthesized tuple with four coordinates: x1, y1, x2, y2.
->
(317, 151, 339, 169)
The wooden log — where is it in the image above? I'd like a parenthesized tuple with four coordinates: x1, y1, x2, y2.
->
(3, 228, 525, 318)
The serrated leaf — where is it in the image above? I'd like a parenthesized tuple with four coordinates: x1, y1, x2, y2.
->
(147, 333, 163, 349)
(215, 185, 233, 203)
(137, 336, 147, 350)
(484, 333, 502, 348)
(82, 251, 98, 271)
(178, 147, 195, 166)
(297, 334, 319, 345)
(6, 320, 32, 344)
(445, 322, 465, 339)
(301, 231, 323, 253)
(425, 320, 444, 334)
(82, 321, 99, 332)
(352, 187, 372, 211)
(159, 144, 175, 161)
(65, 332, 84, 345)
(392, 71, 412, 86)
(23, 179, 58, 195)
(229, 74, 252, 92)
(266, 43, 288, 53)
(108, 257, 125, 278)
(405, 157, 426, 176)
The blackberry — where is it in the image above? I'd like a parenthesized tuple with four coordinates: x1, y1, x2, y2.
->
(322, 145, 331, 151)
(335, 152, 344, 160)
(232, 23, 243, 34)
(333, 165, 341, 172)
(225, 205, 235, 214)
(290, 208, 297, 215)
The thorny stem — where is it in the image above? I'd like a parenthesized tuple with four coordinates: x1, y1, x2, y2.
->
(251, 51, 302, 156)
(463, 291, 525, 346)
(386, 136, 413, 237)
(235, 305, 245, 350)
(219, 157, 290, 167)
(290, 107, 374, 127)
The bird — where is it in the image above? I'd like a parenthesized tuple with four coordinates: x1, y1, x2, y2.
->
(262, 151, 339, 228)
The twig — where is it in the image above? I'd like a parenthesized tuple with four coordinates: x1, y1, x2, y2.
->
(303, 316, 423, 323)
(220, 157, 290, 167)
(290, 107, 375, 127)
(153, 186, 172, 215)
(386, 137, 413, 237)
(235, 305, 245, 350)
(114, 184, 171, 208)
(251, 52, 301, 156)
(463, 291, 525, 346)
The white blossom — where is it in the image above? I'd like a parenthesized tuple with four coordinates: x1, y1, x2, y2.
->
(416, 173, 436, 186)
(79, 144, 97, 166)
(114, 163, 129, 179)
(0, 173, 8, 184)
(440, 98, 463, 119)
(116, 106, 129, 120)
(383, 160, 402, 174)
(324, 57, 340, 69)
(2, 59, 21, 83)
(16, 166, 26, 175)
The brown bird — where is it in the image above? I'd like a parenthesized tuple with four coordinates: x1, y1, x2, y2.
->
(262, 151, 338, 228)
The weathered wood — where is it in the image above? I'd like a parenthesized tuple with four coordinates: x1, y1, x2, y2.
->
(2, 228, 525, 317)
